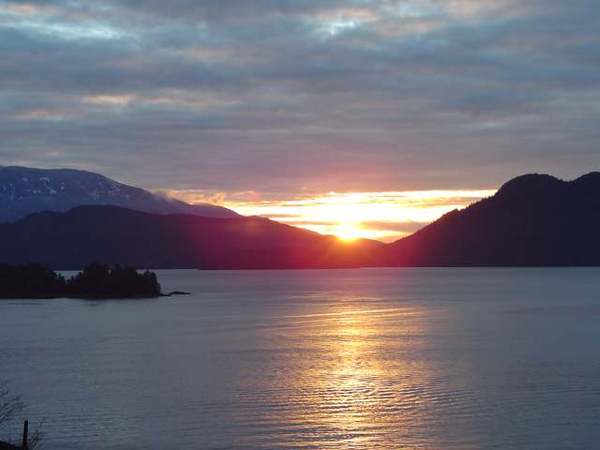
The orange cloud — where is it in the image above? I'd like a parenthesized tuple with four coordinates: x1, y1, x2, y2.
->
(164, 189, 496, 242)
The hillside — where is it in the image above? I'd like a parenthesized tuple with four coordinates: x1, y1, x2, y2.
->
(0, 205, 384, 269)
(386, 172, 600, 266)
(3, 172, 600, 268)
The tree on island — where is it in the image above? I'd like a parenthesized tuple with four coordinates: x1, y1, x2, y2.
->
(0, 264, 66, 299)
(66, 263, 161, 299)
(0, 263, 161, 299)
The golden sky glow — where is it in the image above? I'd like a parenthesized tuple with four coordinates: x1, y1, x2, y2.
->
(166, 189, 496, 242)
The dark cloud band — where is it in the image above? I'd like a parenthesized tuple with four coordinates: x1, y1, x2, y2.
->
(1, 0, 599, 192)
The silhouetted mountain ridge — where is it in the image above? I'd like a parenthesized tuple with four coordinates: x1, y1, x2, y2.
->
(0, 205, 384, 269)
(2, 172, 600, 268)
(495, 173, 564, 198)
(387, 172, 600, 266)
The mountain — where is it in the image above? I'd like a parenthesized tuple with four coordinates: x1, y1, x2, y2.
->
(0, 166, 238, 222)
(386, 172, 600, 266)
(3, 171, 600, 269)
(0, 205, 384, 269)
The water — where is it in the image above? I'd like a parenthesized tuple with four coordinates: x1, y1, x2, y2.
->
(1, 268, 600, 449)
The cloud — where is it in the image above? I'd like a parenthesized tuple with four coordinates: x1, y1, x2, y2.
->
(0, 0, 599, 195)
(163, 189, 496, 241)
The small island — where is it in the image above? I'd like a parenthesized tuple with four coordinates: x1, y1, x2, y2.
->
(0, 263, 162, 299)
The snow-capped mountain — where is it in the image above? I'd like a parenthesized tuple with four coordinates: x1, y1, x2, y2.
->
(0, 166, 239, 223)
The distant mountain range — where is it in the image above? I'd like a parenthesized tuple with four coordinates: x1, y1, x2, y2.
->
(1, 169, 600, 268)
(0, 166, 238, 222)
(0, 205, 384, 269)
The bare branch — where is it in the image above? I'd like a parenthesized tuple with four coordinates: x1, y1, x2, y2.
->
(0, 383, 24, 425)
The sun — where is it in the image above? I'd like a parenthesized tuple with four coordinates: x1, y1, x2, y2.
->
(334, 223, 363, 242)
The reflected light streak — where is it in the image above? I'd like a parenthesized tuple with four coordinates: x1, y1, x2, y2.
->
(264, 303, 438, 448)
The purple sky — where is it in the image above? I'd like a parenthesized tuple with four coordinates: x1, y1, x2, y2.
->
(1, 0, 599, 197)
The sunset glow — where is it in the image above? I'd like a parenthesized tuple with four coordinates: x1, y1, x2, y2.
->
(166, 189, 496, 242)
(331, 222, 368, 242)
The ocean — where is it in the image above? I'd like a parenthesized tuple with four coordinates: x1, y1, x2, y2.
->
(1, 268, 599, 449)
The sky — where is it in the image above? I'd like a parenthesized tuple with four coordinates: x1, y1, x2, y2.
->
(1, 0, 599, 241)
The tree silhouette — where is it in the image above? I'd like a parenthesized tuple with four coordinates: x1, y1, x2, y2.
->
(0, 264, 161, 299)
(66, 263, 161, 298)
(0, 383, 42, 449)
(0, 264, 66, 299)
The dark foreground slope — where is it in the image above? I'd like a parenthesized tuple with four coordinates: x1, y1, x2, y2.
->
(0, 206, 384, 269)
(386, 172, 600, 266)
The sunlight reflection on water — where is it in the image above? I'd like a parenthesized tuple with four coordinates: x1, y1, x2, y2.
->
(2, 268, 600, 449)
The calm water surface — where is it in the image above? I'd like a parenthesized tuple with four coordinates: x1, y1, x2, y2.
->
(1, 268, 600, 449)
